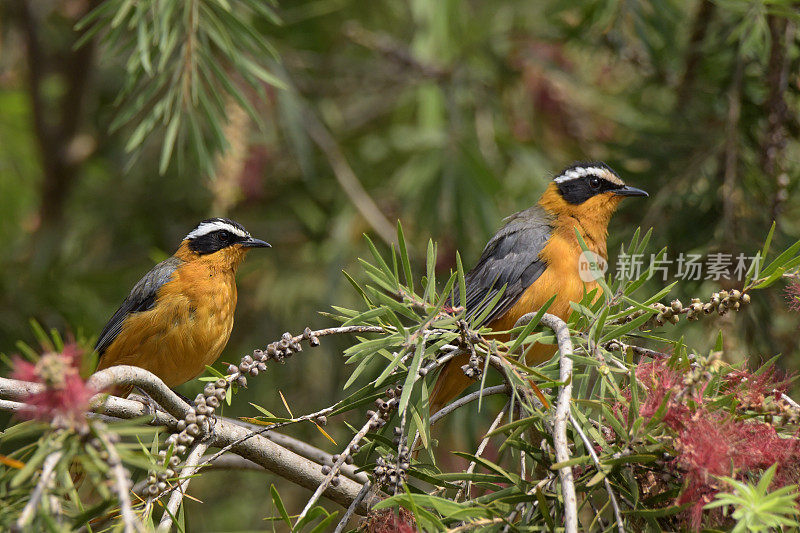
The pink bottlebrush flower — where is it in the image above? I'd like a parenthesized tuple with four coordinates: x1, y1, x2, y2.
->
(635, 357, 691, 430)
(785, 280, 800, 312)
(629, 357, 800, 530)
(674, 411, 800, 530)
(11, 344, 95, 427)
(723, 367, 791, 408)
(363, 509, 417, 533)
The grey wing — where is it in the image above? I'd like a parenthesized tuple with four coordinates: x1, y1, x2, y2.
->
(459, 206, 552, 327)
(94, 257, 182, 358)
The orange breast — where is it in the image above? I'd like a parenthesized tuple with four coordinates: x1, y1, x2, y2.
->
(489, 228, 601, 365)
(97, 258, 238, 388)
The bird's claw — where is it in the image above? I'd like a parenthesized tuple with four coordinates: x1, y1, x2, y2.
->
(130, 391, 161, 423)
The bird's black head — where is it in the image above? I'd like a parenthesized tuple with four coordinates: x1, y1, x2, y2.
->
(553, 162, 648, 205)
(184, 218, 271, 255)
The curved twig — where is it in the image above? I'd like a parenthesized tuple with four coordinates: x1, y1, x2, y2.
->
(429, 384, 511, 426)
(539, 313, 578, 533)
(86, 366, 193, 420)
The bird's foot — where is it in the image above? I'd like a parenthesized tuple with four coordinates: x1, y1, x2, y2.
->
(129, 391, 163, 423)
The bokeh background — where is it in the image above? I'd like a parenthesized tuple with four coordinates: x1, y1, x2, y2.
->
(1, 0, 799, 529)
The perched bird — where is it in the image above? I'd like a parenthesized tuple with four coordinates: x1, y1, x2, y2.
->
(429, 162, 647, 414)
(94, 218, 270, 392)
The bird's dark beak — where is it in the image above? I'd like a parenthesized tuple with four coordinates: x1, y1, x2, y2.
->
(241, 237, 271, 248)
(614, 185, 649, 198)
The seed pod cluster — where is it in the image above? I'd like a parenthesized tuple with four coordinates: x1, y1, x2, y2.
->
(461, 355, 482, 379)
(260, 328, 321, 365)
(146, 378, 230, 498)
(86, 430, 133, 494)
(701, 289, 749, 316)
(679, 352, 720, 398)
(650, 290, 750, 327)
(774, 398, 800, 426)
(373, 446, 410, 494)
(146, 327, 323, 500)
(366, 385, 402, 430)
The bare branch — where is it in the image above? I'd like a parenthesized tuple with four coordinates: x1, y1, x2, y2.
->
(16, 450, 63, 529)
(157, 442, 209, 532)
(228, 418, 369, 484)
(569, 412, 624, 533)
(429, 384, 511, 426)
(539, 314, 578, 533)
(0, 376, 377, 515)
(97, 432, 143, 533)
(294, 411, 384, 525)
(211, 415, 379, 515)
(333, 481, 376, 533)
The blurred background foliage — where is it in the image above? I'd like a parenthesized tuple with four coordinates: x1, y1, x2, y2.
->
(1, 0, 798, 529)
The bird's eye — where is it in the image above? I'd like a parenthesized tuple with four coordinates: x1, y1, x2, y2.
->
(218, 231, 232, 242)
(589, 177, 601, 190)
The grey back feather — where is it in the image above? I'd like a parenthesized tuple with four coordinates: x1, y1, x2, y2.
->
(459, 205, 553, 326)
(95, 257, 182, 358)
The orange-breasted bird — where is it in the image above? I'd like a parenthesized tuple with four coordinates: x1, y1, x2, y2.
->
(429, 162, 647, 414)
(94, 218, 270, 392)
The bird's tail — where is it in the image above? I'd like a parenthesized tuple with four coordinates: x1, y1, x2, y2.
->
(428, 354, 474, 416)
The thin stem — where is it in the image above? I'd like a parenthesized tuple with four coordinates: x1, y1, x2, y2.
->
(333, 481, 375, 533)
(455, 402, 509, 502)
(294, 411, 383, 526)
(16, 450, 63, 529)
(98, 432, 142, 533)
(569, 411, 624, 533)
(429, 384, 510, 426)
(157, 442, 209, 532)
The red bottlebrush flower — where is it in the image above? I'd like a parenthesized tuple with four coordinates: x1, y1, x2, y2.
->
(635, 357, 690, 430)
(785, 280, 800, 312)
(674, 411, 800, 530)
(362, 508, 417, 533)
(723, 367, 791, 409)
(11, 344, 95, 428)
(627, 356, 800, 530)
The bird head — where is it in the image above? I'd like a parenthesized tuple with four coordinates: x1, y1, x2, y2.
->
(176, 218, 270, 268)
(539, 162, 648, 226)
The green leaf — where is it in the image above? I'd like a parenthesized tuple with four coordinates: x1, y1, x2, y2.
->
(753, 267, 786, 289)
(397, 221, 414, 294)
(399, 341, 425, 413)
(294, 505, 331, 532)
(508, 294, 556, 353)
(159, 113, 181, 174)
(600, 310, 656, 343)
(364, 234, 396, 283)
(270, 484, 291, 528)
(760, 238, 800, 277)
(424, 239, 437, 304)
(308, 511, 339, 533)
(761, 221, 776, 260)
(456, 251, 466, 312)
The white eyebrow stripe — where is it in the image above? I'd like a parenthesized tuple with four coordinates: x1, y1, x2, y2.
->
(553, 166, 616, 184)
(185, 221, 249, 240)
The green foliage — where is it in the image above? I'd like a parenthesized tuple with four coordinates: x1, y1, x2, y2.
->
(706, 464, 800, 533)
(77, 0, 284, 174)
